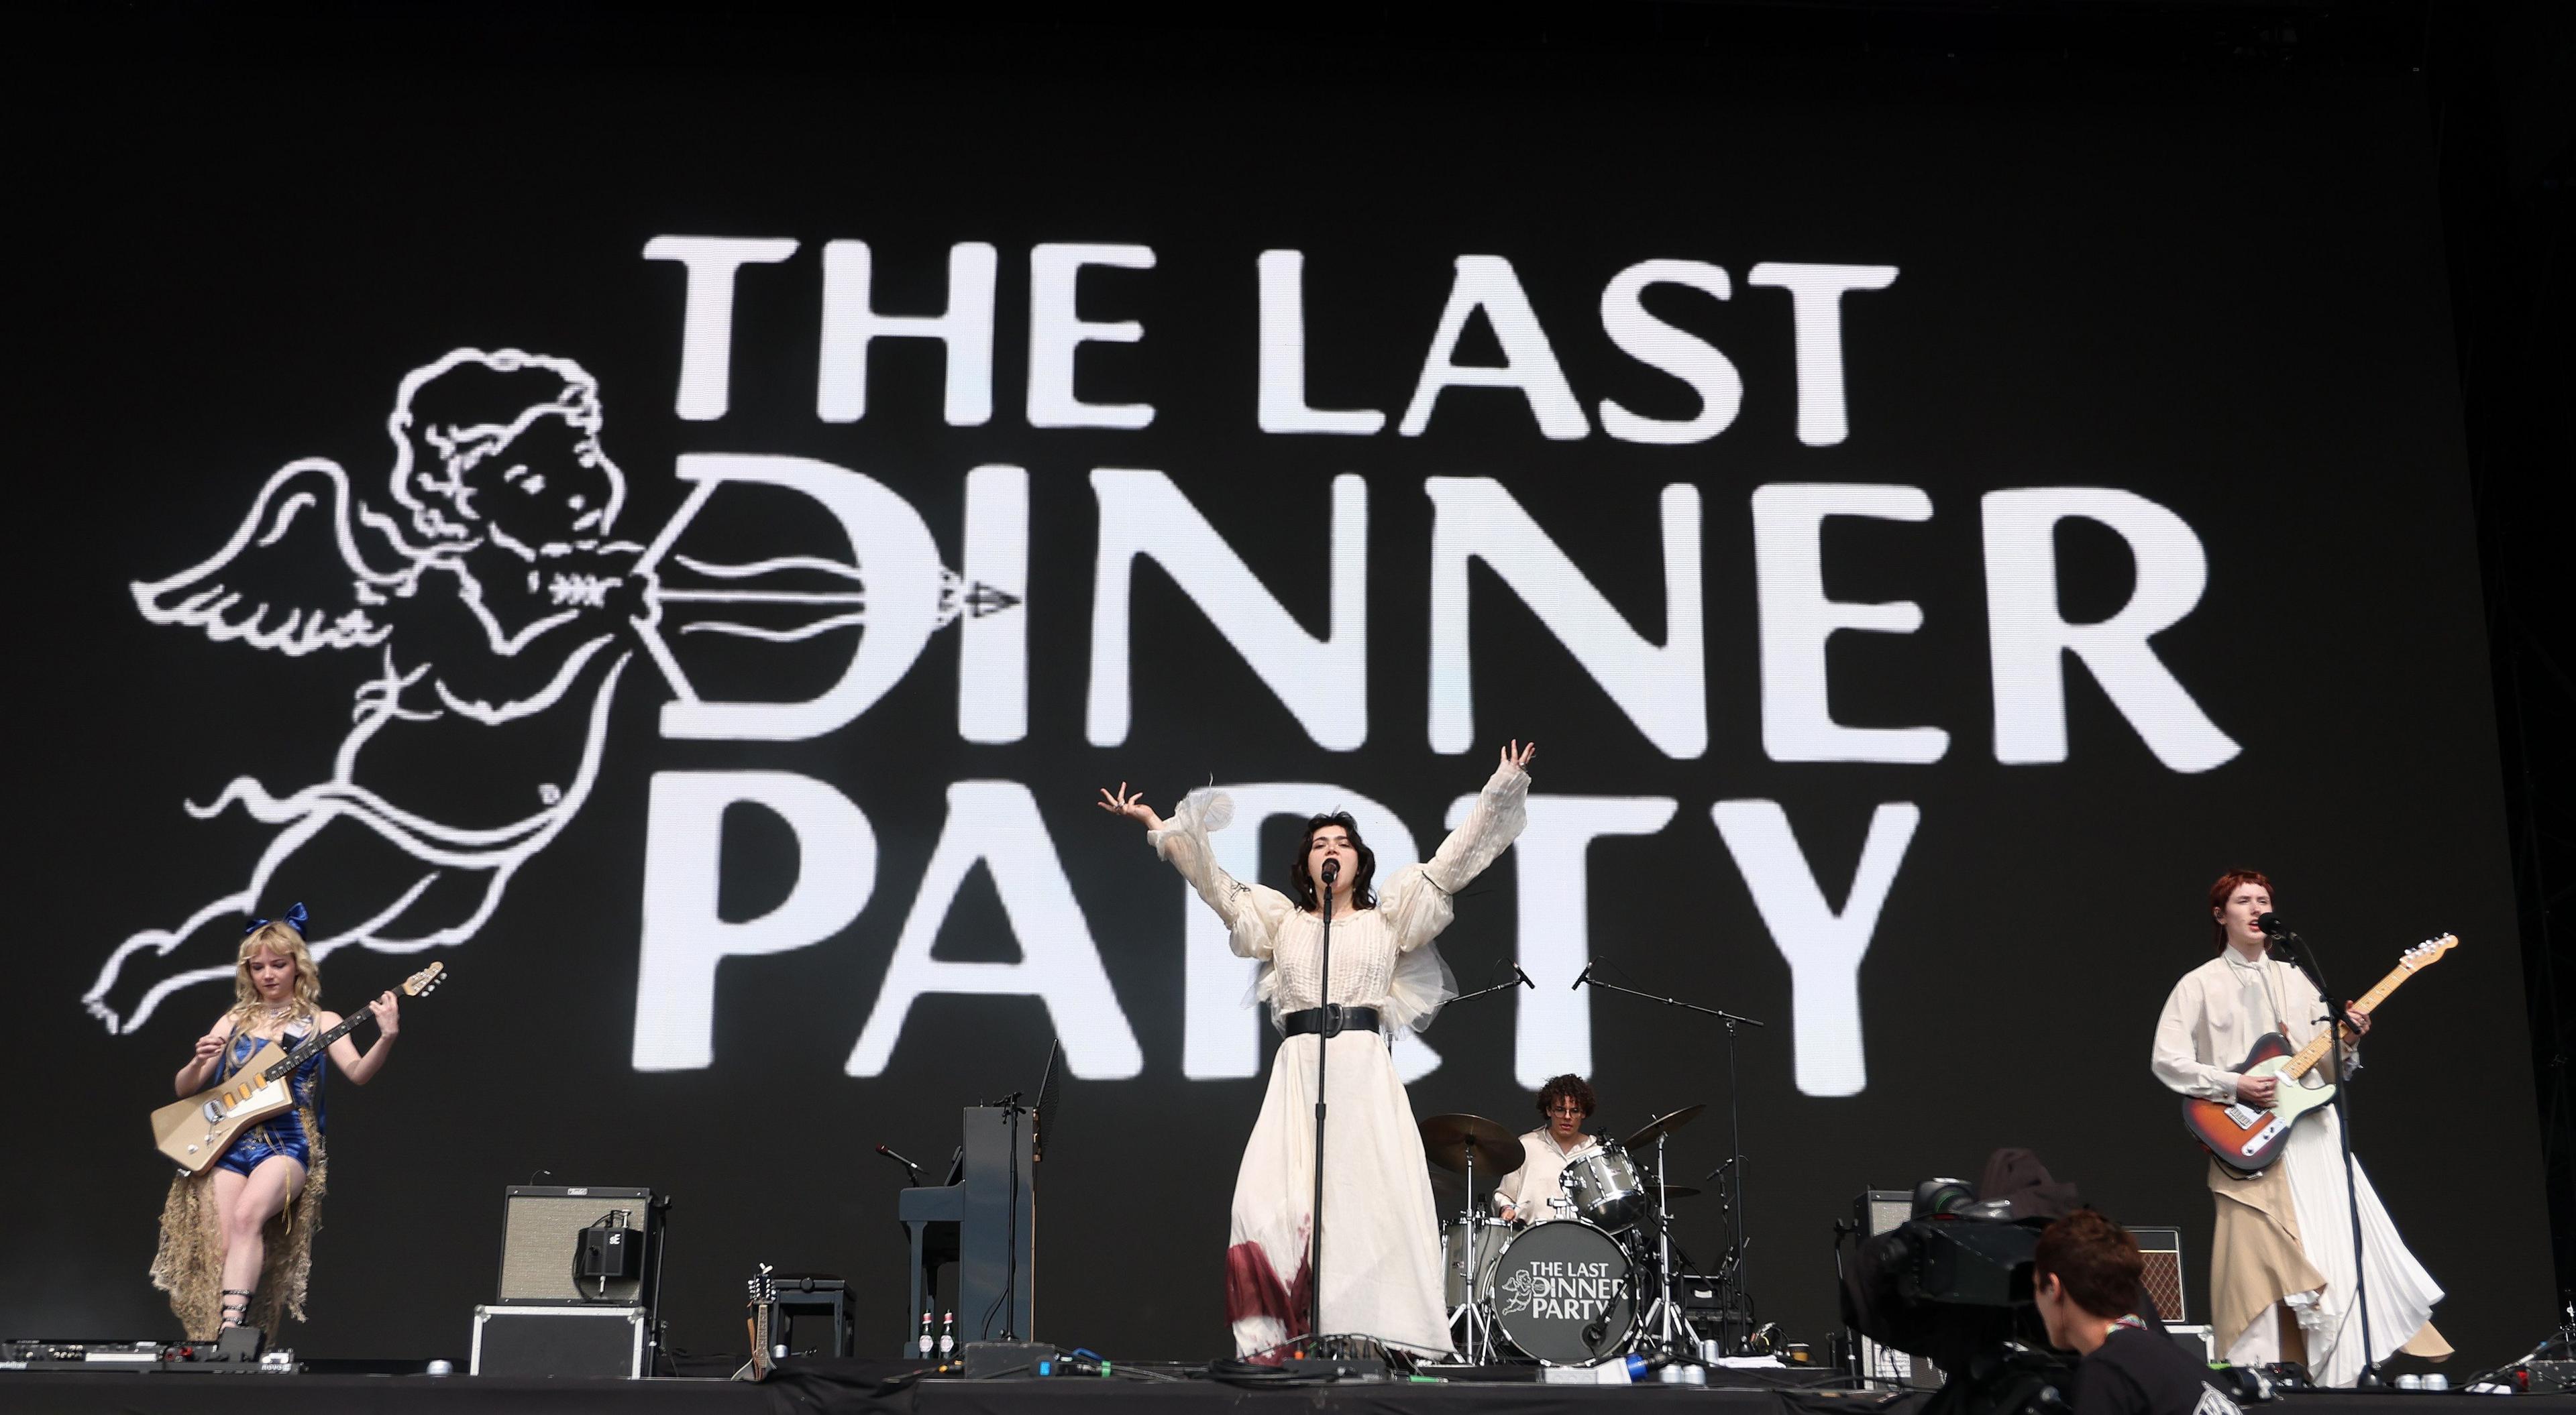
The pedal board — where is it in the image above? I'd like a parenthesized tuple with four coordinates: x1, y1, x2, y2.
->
(1, 1338, 298, 1373)
(2517, 1360, 2576, 1394)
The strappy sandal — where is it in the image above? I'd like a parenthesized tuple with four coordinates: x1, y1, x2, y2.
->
(219, 1289, 254, 1330)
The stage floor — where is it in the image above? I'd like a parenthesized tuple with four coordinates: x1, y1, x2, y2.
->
(3, 1369, 2568, 1415)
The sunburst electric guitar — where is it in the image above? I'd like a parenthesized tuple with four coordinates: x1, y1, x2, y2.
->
(150, 962, 447, 1174)
(2180, 936, 2453, 1178)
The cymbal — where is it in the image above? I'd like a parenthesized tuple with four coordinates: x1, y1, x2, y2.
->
(1621, 1103, 1707, 1151)
(1419, 1113, 1521, 1176)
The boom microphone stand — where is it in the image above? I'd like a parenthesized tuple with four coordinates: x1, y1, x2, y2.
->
(1574, 961, 1766, 1353)
(1307, 856, 1340, 1345)
(1435, 963, 1532, 1363)
(2263, 919, 2381, 1390)
(1446, 962, 1536, 1009)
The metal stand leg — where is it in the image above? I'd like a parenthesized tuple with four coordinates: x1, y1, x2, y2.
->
(1634, 1133, 1693, 1356)
(1447, 1149, 1496, 1363)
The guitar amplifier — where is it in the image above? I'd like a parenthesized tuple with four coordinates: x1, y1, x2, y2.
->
(497, 1186, 654, 1306)
(2131, 1225, 2185, 1322)
(1851, 1190, 1939, 1390)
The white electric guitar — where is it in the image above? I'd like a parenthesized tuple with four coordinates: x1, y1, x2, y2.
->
(150, 962, 445, 1174)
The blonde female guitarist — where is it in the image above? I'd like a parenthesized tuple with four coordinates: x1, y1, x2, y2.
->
(153, 905, 402, 1339)
(2150, 870, 2445, 1386)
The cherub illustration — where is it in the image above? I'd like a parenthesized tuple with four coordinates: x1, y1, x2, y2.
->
(89, 347, 1010, 1035)
(86, 349, 666, 1033)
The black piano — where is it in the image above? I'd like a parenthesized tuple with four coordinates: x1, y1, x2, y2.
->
(897, 1061, 1052, 1351)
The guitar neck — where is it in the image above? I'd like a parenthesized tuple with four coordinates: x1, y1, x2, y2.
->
(2283, 960, 2412, 1079)
(263, 1009, 374, 1082)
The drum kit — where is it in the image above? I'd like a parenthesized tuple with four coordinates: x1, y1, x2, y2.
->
(1419, 1105, 1715, 1366)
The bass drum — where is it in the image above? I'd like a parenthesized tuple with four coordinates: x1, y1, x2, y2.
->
(1486, 1219, 1636, 1365)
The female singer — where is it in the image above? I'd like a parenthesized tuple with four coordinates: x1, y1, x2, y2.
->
(1099, 741, 1534, 1360)
(153, 905, 402, 1338)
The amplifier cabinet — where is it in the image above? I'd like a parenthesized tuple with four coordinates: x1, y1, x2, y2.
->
(497, 1186, 653, 1306)
(471, 1304, 645, 1377)
(2130, 1225, 2186, 1322)
(1851, 1190, 1939, 1391)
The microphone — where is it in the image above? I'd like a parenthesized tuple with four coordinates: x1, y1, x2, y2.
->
(2257, 912, 2288, 936)
(1320, 857, 1340, 885)
(875, 1144, 926, 1185)
(1513, 964, 1534, 990)
(1571, 960, 1594, 990)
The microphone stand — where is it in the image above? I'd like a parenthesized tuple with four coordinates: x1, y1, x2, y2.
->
(1576, 964, 1766, 1353)
(1446, 966, 1536, 1009)
(1307, 859, 1339, 1347)
(2267, 927, 2381, 1390)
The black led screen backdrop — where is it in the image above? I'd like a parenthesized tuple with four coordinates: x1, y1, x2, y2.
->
(5, 58, 2550, 1365)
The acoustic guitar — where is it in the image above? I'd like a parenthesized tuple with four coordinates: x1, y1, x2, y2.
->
(151, 962, 446, 1174)
(2180, 936, 2453, 1177)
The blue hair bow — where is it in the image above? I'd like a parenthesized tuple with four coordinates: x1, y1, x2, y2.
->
(244, 902, 311, 937)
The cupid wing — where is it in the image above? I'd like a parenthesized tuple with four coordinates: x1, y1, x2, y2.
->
(132, 457, 421, 656)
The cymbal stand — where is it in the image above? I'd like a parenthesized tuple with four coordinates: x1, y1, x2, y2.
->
(1577, 966, 1766, 1355)
(1633, 1129, 1694, 1357)
(1446, 1139, 1497, 1364)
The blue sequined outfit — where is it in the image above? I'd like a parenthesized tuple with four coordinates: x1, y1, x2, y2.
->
(211, 1026, 327, 1177)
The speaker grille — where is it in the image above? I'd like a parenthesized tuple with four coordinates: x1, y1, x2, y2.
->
(498, 1188, 651, 1304)
(2131, 1225, 2185, 1322)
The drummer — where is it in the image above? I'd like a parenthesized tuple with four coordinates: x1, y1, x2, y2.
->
(1491, 1074, 1597, 1223)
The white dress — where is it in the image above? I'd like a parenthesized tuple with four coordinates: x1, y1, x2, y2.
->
(1150, 761, 1529, 1359)
(2151, 951, 2445, 1385)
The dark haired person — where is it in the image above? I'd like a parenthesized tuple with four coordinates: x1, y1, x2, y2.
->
(2035, 1210, 2243, 1415)
(1099, 741, 1534, 1360)
(2149, 870, 2446, 1385)
(1492, 1073, 1597, 1223)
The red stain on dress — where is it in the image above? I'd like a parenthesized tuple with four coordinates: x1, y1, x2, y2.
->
(1224, 1241, 1312, 1363)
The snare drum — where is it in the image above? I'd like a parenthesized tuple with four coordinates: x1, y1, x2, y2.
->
(1487, 1219, 1636, 1365)
(1439, 1216, 1511, 1308)
(1557, 1141, 1646, 1232)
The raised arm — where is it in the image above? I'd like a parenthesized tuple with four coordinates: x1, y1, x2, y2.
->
(1099, 781, 1289, 954)
(1381, 741, 1536, 957)
(1422, 741, 1535, 895)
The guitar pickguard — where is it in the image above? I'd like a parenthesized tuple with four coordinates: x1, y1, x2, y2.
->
(182, 1078, 286, 1160)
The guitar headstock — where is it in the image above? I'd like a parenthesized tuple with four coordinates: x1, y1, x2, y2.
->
(746, 1261, 775, 1304)
(403, 962, 447, 997)
(2399, 935, 2457, 970)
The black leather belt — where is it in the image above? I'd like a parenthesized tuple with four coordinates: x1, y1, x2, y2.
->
(1283, 1005, 1381, 1038)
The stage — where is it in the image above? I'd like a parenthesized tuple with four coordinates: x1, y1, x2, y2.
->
(3, 1367, 2567, 1415)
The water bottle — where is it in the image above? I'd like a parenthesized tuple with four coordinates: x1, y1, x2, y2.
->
(918, 1311, 934, 1359)
(939, 1311, 957, 1359)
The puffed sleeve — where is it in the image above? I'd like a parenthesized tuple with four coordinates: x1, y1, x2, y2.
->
(1147, 787, 1295, 960)
(1379, 760, 1530, 955)
(2151, 970, 2242, 1103)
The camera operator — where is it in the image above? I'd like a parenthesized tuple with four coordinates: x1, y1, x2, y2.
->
(2035, 1211, 2242, 1415)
